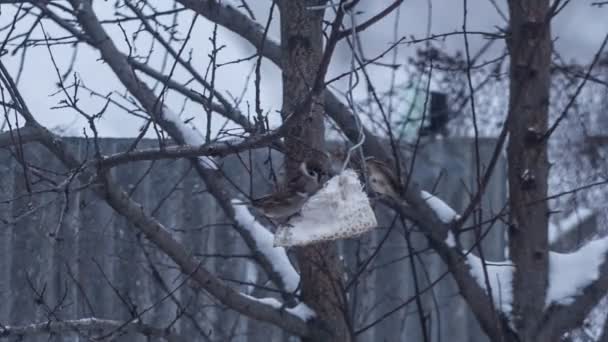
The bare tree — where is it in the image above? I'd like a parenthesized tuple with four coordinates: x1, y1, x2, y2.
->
(1, 0, 608, 341)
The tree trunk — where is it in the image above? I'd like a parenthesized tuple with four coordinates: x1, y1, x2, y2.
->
(279, 1, 351, 341)
(506, 1, 552, 340)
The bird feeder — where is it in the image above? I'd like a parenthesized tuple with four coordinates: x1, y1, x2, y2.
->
(274, 169, 378, 247)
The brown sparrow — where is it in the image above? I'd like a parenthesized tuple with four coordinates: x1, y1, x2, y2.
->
(365, 157, 402, 200)
(251, 161, 325, 220)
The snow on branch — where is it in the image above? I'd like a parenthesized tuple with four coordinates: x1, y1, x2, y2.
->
(445, 230, 457, 247)
(420, 190, 461, 223)
(0, 318, 184, 342)
(465, 253, 514, 316)
(231, 199, 300, 293)
(241, 294, 316, 321)
(162, 108, 218, 170)
(546, 236, 608, 307)
(548, 207, 594, 245)
(578, 297, 608, 341)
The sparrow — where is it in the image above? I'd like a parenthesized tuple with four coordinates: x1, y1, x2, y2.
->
(365, 157, 402, 201)
(251, 160, 325, 220)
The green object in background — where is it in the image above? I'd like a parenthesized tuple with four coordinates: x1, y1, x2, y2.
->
(397, 82, 429, 141)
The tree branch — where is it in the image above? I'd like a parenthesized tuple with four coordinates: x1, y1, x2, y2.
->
(173, 0, 392, 163)
(0, 318, 185, 342)
(96, 170, 310, 337)
(0, 124, 42, 148)
(12, 117, 312, 339)
(335, 0, 403, 40)
(62, 0, 299, 299)
(0, 49, 311, 338)
(539, 244, 608, 340)
(175, 0, 282, 65)
(173, 1, 510, 338)
(98, 131, 283, 169)
(390, 201, 515, 340)
(129, 58, 254, 132)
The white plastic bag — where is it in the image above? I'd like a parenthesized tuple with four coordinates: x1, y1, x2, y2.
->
(274, 169, 377, 246)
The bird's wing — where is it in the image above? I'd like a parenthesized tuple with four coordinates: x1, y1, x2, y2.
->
(252, 189, 306, 207)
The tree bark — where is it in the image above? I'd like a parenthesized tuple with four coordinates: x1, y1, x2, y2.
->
(506, 1, 552, 340)
(279, 1, 351, 341)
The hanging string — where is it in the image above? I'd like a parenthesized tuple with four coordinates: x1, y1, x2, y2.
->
(306, 1, 366, 177)
(341, 3, 365, 173)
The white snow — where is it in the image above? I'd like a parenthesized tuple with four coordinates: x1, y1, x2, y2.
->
(445, 230, 456, 247)
(420, 190, 461, 223)
(546, 236, 608, 307)
(548, 207, 594, 244)
(162, 108, 217, 169)
(465, 253, 514, 315)
(243, 260, 258, 294)
(243, 294, 282, 308)
(503, 229, 510, 259)
(287, 302, 316, 321)
(273, 169, 377, 246)
(241, 294, 316, 321)
(581, 296, 608, 340)
(231, 200, 300, 293)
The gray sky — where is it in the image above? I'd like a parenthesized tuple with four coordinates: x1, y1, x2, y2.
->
(2, 0, 607, 138)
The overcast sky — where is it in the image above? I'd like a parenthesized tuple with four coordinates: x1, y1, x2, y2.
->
(1, 0, 607, 138)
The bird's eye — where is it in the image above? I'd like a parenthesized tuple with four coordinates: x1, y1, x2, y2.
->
(308, 167, 323, 178)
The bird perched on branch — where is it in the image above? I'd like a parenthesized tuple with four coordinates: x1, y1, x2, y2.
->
(251, 160, 325, 221)
(365, 157, 402, 201)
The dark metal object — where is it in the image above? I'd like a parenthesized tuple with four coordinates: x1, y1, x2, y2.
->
(423, 91, 450, 136)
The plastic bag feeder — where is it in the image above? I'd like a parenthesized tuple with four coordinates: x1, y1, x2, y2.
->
(274, 169, 378, 247)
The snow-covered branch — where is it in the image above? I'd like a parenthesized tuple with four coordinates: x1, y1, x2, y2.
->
(539, 236, 608, 339)
(465, 253, 514, 316)
(232, 200, 300, 293)
(376, 175, 508, 338)
(420, 190, 461, 223)
(384, 188, 510, 338)
(548, 207, 595, 245)
(48, 2, 504, 336)
(445, 230, 457, 247)
(241, 294, 316, 321)
(430, 242, 515, 340)
(162, 108, 217, 170)
(546, 236, 608, 307)
(97, 174, 309, 336)
(0, 112, 311, 337)
(68, 0, 301, 299)
(0, 318, 184, 342)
